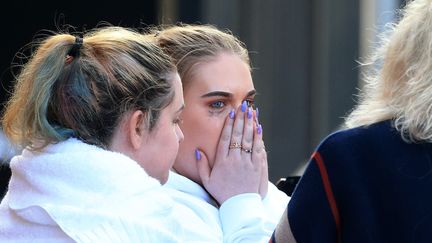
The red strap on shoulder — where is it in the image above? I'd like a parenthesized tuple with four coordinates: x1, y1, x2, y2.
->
(313, 151, 341, 242)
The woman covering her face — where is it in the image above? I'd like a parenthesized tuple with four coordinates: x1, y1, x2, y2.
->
(0, 25, 221, 242)
(154, 24, 290, 242)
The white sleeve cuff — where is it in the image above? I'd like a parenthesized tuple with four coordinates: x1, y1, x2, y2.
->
(219, 193, 270, 242)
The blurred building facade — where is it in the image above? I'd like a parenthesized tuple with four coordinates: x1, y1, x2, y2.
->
(0, 0, 404, 182)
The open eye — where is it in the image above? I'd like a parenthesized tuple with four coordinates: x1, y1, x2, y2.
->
(210, 101, 225, 109)
(245, 99, 255, 108)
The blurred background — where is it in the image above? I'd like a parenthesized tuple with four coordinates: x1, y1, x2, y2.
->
(0, 0, 406, 185)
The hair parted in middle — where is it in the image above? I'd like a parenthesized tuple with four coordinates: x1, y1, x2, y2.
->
(2, 26, 177, 150)
(151, 23, 250, 88)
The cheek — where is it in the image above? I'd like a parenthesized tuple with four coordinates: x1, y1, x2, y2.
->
(199, 117, 225, 167)
(157, 124, 180, 158)
(180, 113, 225, 160)
(169, 129, 181, 159)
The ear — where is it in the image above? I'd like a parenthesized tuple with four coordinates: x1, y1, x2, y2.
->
(128, 110, 148, 150)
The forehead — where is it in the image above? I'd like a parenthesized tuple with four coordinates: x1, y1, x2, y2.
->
(170, 73, 183, 104)
(186, 53, 254, 94)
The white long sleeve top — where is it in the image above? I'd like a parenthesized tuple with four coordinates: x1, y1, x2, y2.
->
(164, 171, 290, 243)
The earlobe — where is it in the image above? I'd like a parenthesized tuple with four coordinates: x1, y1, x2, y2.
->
(129, 110, 147, 150)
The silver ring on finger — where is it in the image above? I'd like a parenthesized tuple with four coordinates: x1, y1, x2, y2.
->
(241, 146, 253, 153)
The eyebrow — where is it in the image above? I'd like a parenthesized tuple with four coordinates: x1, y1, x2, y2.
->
(201, 90, 256, 98)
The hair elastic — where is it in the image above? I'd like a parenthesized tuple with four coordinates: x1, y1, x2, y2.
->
(66, 36, 83, 64)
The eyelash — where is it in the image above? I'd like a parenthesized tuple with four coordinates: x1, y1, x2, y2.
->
(173, 118, 183, 124)
(245, 99, 255, 108)
(210, 101, 225, 109)
(209, 99, 255, 110)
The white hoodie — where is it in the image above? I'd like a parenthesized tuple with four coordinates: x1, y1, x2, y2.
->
(0, 138, 216, 242)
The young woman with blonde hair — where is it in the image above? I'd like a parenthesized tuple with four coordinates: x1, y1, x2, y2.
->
(272, 0, 432, 242)
(153, 24, 289, 242)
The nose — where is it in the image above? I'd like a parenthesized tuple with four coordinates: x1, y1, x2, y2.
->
(233, 100, 248, 112)
(234, 101, 243, 110)
(177, 126, 184, 143)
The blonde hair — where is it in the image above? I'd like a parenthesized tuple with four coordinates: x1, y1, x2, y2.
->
(2, 26, 176, 150)
(346, 0, 432, 142)
(152, 24, 250, 88)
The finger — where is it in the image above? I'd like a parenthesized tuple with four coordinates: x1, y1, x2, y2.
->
(241, 107, 254, 156)
(260, 148, 269, 198)
(216, 109, 235, 157)
(254, 107, 263, 139)
(252, 123, 264, 164)
(251, 124, 267, 198)
(229, 101, 247, 155)
(196, 149, 211, 187)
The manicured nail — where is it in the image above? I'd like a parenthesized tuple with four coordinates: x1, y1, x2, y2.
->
(195, 149, 201, 160)
(255, 108, 260, 124)
(241, 101, 247, 112)
(229, 109, 235, 119)
(247, 108, 253, 119)
(257, 124, 262, 134)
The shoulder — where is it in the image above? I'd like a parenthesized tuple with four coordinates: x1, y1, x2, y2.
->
(164, 171, 204, 194)
(322, 120, 395, 146)
(74, 216, 181, 242)
(164, 171, 218, 206)
(316, 120, 399, 155)
(265, 182, 290, 205)
(262, 182, 290, 224)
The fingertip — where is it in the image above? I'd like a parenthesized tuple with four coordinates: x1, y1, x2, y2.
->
(195, 148, 201, 161)
(257, 124, 263, 135)
(196, 150, 211, 186)
(229, 109, 235, 119)
(254, 107, 260, 124)
(241, 100, 247, 112)
(247, 107, 253, 119)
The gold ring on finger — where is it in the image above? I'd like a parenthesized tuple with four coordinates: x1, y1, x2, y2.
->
(229, 142, 242, 149)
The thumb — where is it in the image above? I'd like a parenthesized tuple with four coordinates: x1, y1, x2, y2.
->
(196, 148, 211, 187)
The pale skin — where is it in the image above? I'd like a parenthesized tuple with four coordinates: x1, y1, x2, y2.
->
(110, 73, 185, 184)
(197, 102, 268, 204)
(173, 52, 268, 204)
(274, 208, 297, 243)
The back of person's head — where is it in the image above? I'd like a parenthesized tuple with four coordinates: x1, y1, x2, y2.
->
(346, 0, 432, 142)
(2, 26, 176, 150)
(152, 24, 250, 88)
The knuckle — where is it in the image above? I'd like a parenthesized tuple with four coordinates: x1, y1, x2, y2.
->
(232, 129, 242, 137)
(243, 135, 253, 144)
(220, 132, 230, 141)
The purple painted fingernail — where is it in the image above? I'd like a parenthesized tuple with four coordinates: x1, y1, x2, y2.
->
(247, 108, 253, 119)
(257, 124, 262, 134)
(241, 101, 247, 112)
(229, 109, 235, 119)
(195, 149, 201, 160)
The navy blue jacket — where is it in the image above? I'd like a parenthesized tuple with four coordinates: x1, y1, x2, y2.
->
(285, 120, 432, 243)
